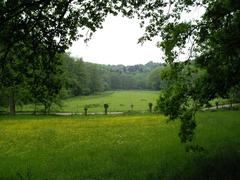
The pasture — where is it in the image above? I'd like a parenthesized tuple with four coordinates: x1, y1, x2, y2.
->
(19, 90, 159, 113)
(0, 110, 240, 179)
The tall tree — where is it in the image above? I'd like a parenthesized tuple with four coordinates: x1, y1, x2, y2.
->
(138, 0, 240, 145)
(0, 0, 145, 114)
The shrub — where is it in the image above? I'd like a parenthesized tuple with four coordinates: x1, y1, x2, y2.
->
(104, 104, 109, 115)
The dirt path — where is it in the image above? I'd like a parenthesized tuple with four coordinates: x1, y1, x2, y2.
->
(202, 103, 239, 111)
(13, 112, 124, 116)
(1, 104, 239, 116)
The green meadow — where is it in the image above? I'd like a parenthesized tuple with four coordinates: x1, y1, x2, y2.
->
(0, 111, 240, 179)
(19, 90, 159, 113)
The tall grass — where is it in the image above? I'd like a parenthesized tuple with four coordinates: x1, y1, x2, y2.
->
(0, 111, 239, 179)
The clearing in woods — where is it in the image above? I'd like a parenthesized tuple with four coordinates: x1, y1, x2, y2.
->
(20, 90, 159, 113)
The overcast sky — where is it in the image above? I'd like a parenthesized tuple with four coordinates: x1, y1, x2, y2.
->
(68, 15, 163, 65)
(68, 6, 204, 65)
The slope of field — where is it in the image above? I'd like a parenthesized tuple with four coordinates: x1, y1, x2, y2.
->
(0, 111, 240, 179)
(19, 90, 159, 113)
(62, 90, 159, 113)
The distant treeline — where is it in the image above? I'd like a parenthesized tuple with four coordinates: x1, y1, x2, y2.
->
(0, 53, 164, 112)
(62, 54, 163, 97)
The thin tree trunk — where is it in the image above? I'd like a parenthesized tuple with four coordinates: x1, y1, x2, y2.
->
(9, 90, 15, 115)
(34, 102, 37, 115)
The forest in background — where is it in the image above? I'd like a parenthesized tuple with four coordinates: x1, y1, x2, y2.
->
(62, 54, 163, 97)
(0, 53, 163, 111)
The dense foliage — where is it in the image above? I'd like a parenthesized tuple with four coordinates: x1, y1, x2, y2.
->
(0, 0, 150, 114)
(62, 54, 163, 97)
(0, 51, 163, 112)
(138, 0, 240, 145)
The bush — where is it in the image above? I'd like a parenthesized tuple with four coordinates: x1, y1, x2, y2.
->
(104, 103, 109, 115)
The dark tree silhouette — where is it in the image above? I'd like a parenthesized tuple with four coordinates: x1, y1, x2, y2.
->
(148, 103, 153, 113)
(84, 106, 88, 116)
(104, 104, 109, 115)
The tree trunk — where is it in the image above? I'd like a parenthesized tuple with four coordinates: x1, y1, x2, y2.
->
(149, 106, 152, 113)
(9, 91, 15, 115)
(84, 109, 88, 116)
(34, 103, 37, 115)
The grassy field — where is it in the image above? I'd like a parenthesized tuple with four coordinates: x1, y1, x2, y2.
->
(19, 90, 160, 113)
(0, 111, 240, 179)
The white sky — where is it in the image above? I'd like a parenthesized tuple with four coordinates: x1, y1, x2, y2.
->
(68, 6, 204, 65)
(68, 15, 164, 65)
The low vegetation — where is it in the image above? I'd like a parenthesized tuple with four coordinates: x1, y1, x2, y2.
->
(0, 111, 239, 179)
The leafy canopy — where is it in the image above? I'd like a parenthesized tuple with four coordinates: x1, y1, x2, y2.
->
(142, 0, 240, 144)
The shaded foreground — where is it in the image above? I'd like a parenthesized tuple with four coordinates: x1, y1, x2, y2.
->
(0, 111, 240, 179)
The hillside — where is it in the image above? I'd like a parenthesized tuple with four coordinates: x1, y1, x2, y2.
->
(62, 54, 164, 97)
(18, 90, 159, 113)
